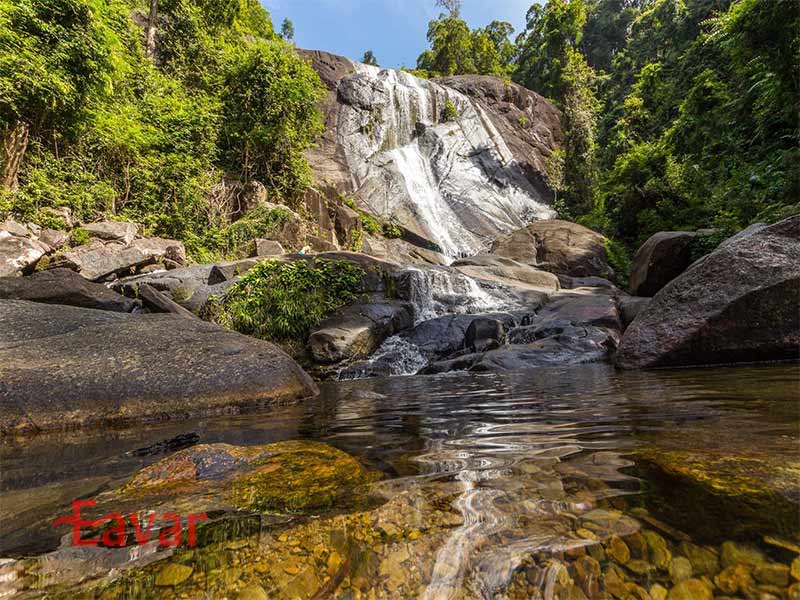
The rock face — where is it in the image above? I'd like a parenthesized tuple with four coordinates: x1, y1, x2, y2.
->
(629, 231, 698, 297)
(617, 216, 800, 369)
(299, 49, 562, 258)
(0, 300, 318, 434)
(452, 254, 561, 292)
(490, 220, 613, 279)
(0, 268, 138, 312)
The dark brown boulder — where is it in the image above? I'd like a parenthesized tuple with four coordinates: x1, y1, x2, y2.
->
(629, 231, 698, 297)
(0, 300, 318, 435)
(0, 268, 138, 312)
(491, 220, 613, 280)
(617, 216, 800, 369)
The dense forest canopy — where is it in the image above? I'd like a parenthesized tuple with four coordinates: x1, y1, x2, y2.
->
(0, 0, 796, 260)
(416, 0, 799, 246)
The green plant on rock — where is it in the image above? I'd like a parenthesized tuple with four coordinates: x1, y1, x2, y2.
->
(360, 213, 381, 236)
(441, 99, 459, 123)
(224, 205, 292, 256)
(70, 227, 90, 246)
(212, 258, 364, 343)
(349, 228, 364, 252)
(604, 238, 632, 287)
(382, 221, 403, 239)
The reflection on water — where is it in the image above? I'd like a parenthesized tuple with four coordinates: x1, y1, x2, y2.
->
(0, 363, 798, 598)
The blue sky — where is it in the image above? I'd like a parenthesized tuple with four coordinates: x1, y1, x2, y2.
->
(261, 0, 537, 69)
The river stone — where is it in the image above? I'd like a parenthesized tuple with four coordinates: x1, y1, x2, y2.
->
(714, 564, 754, 595)
(670, 557, 693, 583)
(720, 541, 767, 568)
(607, 535, 631, 564)
(792, 557, 800, 581)
(650, 583, 668, 600)
(490, 220, 613, 279)
(619, 296, 651, 330)
(155, 563, 193, 587)
(617, 216, 800, 368)
(83, 220, 138, 244)
(679, 542, 719, 577)
(629, 231, 698, 297)
(0, 231, 49, 277)
(667, 578, 712, 600)
(308, 301, 414, 364)
(0, 268, 137, 312)
(754, 563, 791, 587)
(237, 584, 269, 600)
(0, 300, 318, 435)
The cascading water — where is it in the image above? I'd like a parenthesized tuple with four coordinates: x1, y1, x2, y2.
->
(336, 62, 555, 259)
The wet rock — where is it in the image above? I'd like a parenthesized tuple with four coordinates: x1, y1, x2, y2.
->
(83, 220, 138, 245)
(0, 268, 137, 312)
(452, 254, 561, 292)
(619, 296, 651, 330)
(124, 440, 378, 514)
(643, 530, 672, 571)
(720, 542, 767, 568)
(405, 313, 517, 358)
(792, 556, 800, 581)
(0, 231, 49, 277)
(309, 301, 414, 364)
(606, 535, 631, 565)
(0, 300, 318, 435)
(754, 563, 790, 587)
(679, 542, 719, 577)
(362, 235, 448, 266)
(237, 584, 269, 600)
(251, 239, 285, 257)
(491, 220, 613, 280)
(670, 557, 693, 583)
(629, 231, 698, 297)
(667, 578, 712, 600)
(715, 563, 755, 595)
(617, 216, 800, 368)
(650, 583, 668, 600)
(155, 563, 193, 587)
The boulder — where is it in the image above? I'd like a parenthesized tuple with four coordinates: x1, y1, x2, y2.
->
(490, 220, 613, 279)
(308, 301, 414, 364)
(452, 254, 561, 292)
(0, 219, 30, 238)
(334, 203, 362, 249)
(0, 268, 138, 312)
(137, 283, 197, 318)
(617, 216, 800, 369)
(361, 235, 448, 266)
(83, 221, 138, 245)
(629, 231, 698, 297)
(619, 296, 651, 330)
(0, 232, 49, 277)
(48, 237, 186, 281)
(37, 228, 68, 250)
(251, 239, 285, 257)
(0, 300, 318, 435)
(402, 313, 517, 358)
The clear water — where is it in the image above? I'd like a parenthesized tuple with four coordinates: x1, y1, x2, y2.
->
(1, 363, 798, 598)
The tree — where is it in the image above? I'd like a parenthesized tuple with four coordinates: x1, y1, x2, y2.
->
(435, 0, 461, 18)
(361, 50, 379, 67)
(280, 17, 294, 41)
(145, 0, 159, 59)
(417, 15, 475, 76)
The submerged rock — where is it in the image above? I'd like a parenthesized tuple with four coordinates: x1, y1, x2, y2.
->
(490, 219, 614, 279)
(0, 300, 318, 435)
(617, 216, 800, 369)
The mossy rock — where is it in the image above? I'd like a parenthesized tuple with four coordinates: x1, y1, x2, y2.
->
(120, 441, 380, 516)
(631, 448, 800, 542)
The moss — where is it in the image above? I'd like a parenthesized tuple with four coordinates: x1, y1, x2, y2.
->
(229, 441, 380, 514)
(70, 227, 90, 246)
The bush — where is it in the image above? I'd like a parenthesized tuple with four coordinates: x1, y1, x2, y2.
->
(382, 221, 403, 239)
(441, 99, 459, 122)
(361, 213, 381, 236)
(70, 227, 90, 246)
(212, 259, 364, 343)
(224, 205, 293, 255)
(604, 238, 632, 287)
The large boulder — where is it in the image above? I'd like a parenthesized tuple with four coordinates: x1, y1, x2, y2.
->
(452, 254, 561, 292)
(0, 300, 318, 435)
(0, 231, 49, 277)
(0, 268, 137, 312)
(629, 231, 698, 297)
(308, 301, 414, 364)
(82, 220, 138, 245)
(617, 216, 800, 369)
(490, 220, 613, 279)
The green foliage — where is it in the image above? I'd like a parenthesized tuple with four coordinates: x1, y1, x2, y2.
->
(280, 18, 294, 41)
(382, 221, 403, 239)
(603, 238, 632, 286)
(361, 50, 379, 67)
(224, 205, 292, 256)
(70, 226, 89, 246)
(0, 0, 325, 262)
(441, 99, 459, 122)
(361, 213, 381, 236)
(213, 259, 364, 343)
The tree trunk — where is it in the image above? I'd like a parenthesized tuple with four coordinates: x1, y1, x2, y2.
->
(1, 120, 30, 192)
(145, 0, 158, 59)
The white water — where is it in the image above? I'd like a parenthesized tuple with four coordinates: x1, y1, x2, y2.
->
(338, 62, 556, 259)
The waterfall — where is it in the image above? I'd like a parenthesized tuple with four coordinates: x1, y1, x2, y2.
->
(337, 62, 556, 260)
